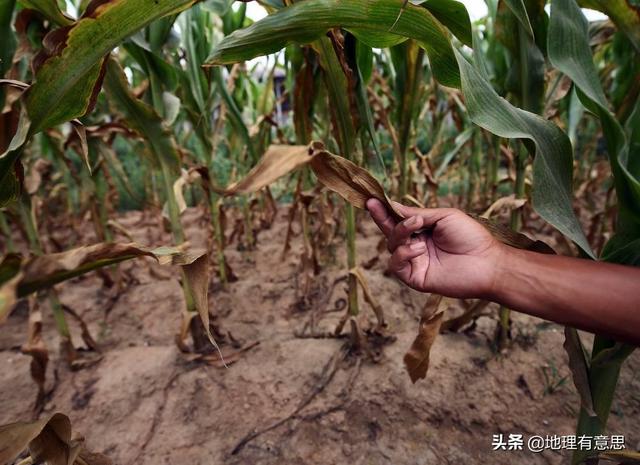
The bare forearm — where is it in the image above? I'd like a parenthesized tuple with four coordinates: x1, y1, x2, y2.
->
(490, 248, 640, 345)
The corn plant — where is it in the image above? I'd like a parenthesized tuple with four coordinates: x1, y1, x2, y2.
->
(0, 0, 638, 462)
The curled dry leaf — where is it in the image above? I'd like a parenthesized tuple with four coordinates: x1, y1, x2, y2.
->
(21, 302, 49, 414)
(217, 144, 314, 195)
(0, 243, 223, 364)
(349, 267, 385, 329)
(403, 294, 444, 384)
(481, 194, 527, 219)
(181, 252, 226, 361)
(0, 412, 111, 465)
(309, 147, 402, 220)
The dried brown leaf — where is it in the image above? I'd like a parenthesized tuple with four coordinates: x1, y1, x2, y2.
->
(0, 413, 78, 465)
(220, 144, 313, 195)
(481, 194, 527, 219)
(20, 303, 49, 414)
(309, 148, 401, 220)
(180, 252, 225, 361)
(403, 294, 444, 383)
(349, 267, 385, 329)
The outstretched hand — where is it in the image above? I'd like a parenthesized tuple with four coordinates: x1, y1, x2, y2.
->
(366, 199, 505, 299)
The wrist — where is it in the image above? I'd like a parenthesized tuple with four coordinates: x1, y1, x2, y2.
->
(483, 244, 523, 301)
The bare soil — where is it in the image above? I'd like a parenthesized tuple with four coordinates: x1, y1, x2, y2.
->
(1, 206, 639, 465)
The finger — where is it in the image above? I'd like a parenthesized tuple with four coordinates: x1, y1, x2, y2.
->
(366, 198, 397, 239)
(389, 242, 427, 283)
(389, 215, 424, 251)
(390, 201, 459, 228)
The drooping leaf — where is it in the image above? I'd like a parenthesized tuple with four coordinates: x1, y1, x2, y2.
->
(205, 0, 462, 88)
(420, 0, 472, 46)
(548, 0, 640, 237)
(181, 253, 221, 356)
(218, 144, 312, 195)
(403, 295, 444, 383)
(481, 194, 527, 219)
(25, 0, 199, 134)
(103, 58, 180, 174)
(454, 49, 592, 256)
(0, 242, 207, 314)
(350, 267, 385, 328)
(21, 305, 49, 413)
(0, 413, 111, 465)
(309, 146, 394, 214)
(0, 413, 78, 465)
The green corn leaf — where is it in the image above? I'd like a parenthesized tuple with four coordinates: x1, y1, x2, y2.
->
(503, 0, 534, 38)
(205, 0, 461, 89)
(25, 0, 199, 134)
(0, 0, 17, 108)
(103, 58, 181, 175)
(420, 0, 472, 46)
(434, 126, 474, 178)
(211, 67, 257, 162)
(17, 0, 74, 26)
(455, 49, 593, 256)
(548, 0, 640, 236)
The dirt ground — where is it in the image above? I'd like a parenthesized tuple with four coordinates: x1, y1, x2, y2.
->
(1, 205, 639, 465)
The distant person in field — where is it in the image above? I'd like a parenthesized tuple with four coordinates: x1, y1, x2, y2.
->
(366, 198, 640, 346)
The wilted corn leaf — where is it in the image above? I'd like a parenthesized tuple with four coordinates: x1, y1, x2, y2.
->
(403, 294, 444, 383)
(481, 194, 527, 219)
(309, 148, 400, 218)
(309, 145, 556, 254)
(180, 252, 222, 357)
(25, 0, 200, 134)
(0, 412, 111, 465)
(563, 327, 596, 417)
(0, 243, 207, 316)
(0, 413, 79, 465)
(21, 303, 49, 414)
(349, 267, 385, 329)
(218, 144, 313, 195)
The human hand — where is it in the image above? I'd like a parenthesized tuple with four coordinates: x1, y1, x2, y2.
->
(366, 199, 506, 299)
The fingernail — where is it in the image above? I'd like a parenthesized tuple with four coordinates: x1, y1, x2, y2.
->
(404, 216, 418, 226)
(410, 242, 426, 251)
